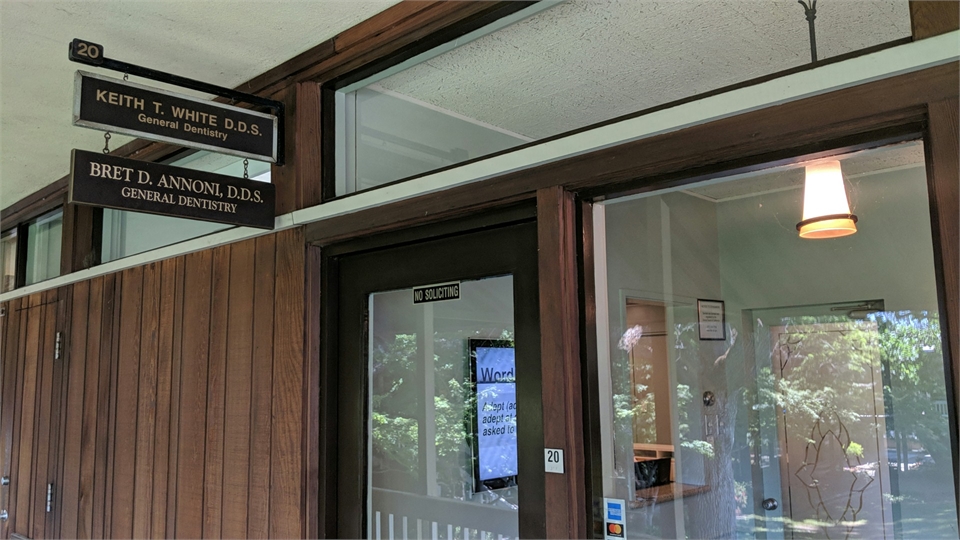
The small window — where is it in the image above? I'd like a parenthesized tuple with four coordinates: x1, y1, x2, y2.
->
(1, 229, 17, 293)
(24, 208, 62, 286)
(101, 151, 271, 263)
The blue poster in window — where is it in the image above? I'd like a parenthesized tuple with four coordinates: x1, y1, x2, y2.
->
(471, 339, 518, 490)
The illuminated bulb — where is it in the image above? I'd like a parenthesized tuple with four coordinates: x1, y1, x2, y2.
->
(796, 160, 858, 239)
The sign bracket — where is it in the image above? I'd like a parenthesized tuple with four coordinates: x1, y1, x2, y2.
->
(69, 38, 285, 165)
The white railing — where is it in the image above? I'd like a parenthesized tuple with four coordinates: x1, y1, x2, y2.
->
(371, 488, 518, 540)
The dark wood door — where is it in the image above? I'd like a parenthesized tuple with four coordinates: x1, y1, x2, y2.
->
(325, 219, 546, 538)
(0, 290, 66, 540)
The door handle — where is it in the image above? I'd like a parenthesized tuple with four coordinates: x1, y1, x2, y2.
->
(0, 476, 9, 486)
(762, 497, 779, 511)
(0, 509, 8, 521)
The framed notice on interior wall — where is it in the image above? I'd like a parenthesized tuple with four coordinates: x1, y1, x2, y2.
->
(697, 299, 725, 340)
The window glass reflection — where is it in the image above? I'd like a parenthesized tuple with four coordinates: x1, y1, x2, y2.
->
(595, 140, 959, 539)
(1, 229, 17, 292)
(24, 209, 61, 286)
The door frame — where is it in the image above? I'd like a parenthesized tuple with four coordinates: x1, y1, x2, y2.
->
(317, 204, 547, 538)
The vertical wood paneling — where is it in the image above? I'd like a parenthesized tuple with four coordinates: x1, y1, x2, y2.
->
(0, 297, 23, 540)
(203, 246, 230, 539)
(7, 296, 27, 537)
(30, 290, 58, 539)
(6, 228, 308, 540)
(151, 257, 179, 539)
(249, 234, 276, 539)
(112, 267, 143, 538)
(270, 229, 304, 539)
(14, 293, 43, 537)
(51, 288, 72, 539)
(221, 240, 255, 539)
(103, 274, 125, 538)
(133, 262, 161, 538)
(93, 273, 117, 539)
(175, 250, 213, 539)
(78, 277, 104, 539)
(165, 257, 186, 539)
(60, 281, 89, 538)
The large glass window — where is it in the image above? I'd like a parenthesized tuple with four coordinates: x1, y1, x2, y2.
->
(24, 208, 62, 286)
(1, 229, 17, 292)
(334, 0, 911, 195)
(593, 140, 958, 539)
(100, 151, 271, 262)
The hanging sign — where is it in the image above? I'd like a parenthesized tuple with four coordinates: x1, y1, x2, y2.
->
(69, 149, 275, 229)
(73, 71, 278, 162)
(413, 282, 461, 304)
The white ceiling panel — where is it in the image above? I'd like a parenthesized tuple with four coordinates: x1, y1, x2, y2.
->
(378, 0, 911, 139)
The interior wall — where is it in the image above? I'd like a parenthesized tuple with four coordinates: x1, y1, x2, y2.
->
(717, 165, 938, 313)
(0, 227, 305, 539)
(603, 191, 722, 506)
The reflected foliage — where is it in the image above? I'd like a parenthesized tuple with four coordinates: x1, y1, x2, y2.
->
(371, 330, 515, 501)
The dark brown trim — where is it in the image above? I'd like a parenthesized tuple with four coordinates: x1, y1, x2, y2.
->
(318, 251, 339, 539)
(924, 96, 960, 519)
(312, 201, 536, 254)
(910, 0, 960, 40)
(303, 243, 322, 540)
(320, 86, 337, 203)
(577, 200, 604, 539)
(60, 205, 102, 276)
(536, 186, 587, 538)
(1, 189, 65, 236)
(297, 83, 324, 211)
(14, 222, 28, 289)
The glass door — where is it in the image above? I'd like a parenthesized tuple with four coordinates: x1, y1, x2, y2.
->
(330, 220, 544, 538)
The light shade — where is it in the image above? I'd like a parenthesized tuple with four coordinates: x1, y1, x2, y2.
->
(796, 160, 858, 239)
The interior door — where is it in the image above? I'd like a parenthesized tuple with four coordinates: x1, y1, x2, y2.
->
(329, 220, 544, 539)
(750, 301, 893, 540)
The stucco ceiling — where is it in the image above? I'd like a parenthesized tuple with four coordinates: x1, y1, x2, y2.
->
(0, 0, 401, 211)
(377, 0, 911, 140)
(0, 0, 913, 212)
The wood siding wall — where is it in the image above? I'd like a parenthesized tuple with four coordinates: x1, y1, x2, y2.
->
(0, 228, 305, 539)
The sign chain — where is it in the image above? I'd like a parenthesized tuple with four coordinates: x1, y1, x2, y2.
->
(243, 159, 249, 179)
(102, 132, 111, 154)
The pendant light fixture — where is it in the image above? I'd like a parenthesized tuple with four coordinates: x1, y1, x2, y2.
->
(792, 4, 857, 239)
(796, 160, 858, 239)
